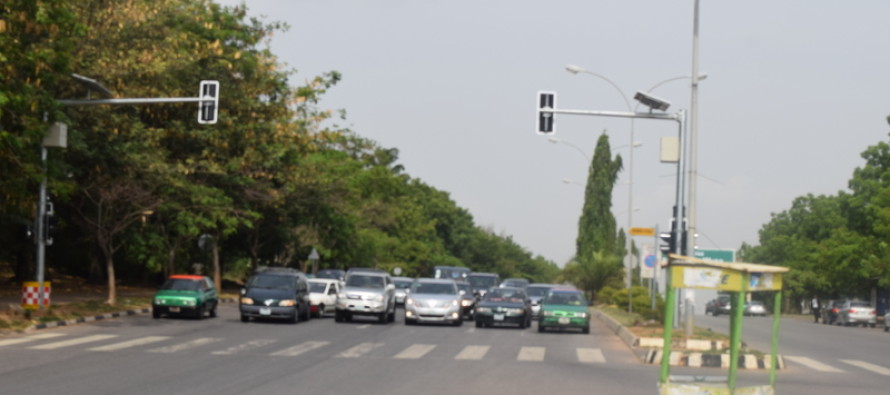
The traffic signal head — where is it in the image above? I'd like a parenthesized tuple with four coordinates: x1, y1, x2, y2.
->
(536, 91, 556, 135)
(198, 80, 219, 124)
(659, 232, 675, 255)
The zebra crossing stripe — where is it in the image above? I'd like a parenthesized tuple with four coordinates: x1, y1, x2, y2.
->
(0, 333, 65, 347)
(337, 342, 383, 358)
(270, 341, 330, 357)
(394, 344, 436, 359)
(841, 360, 890, 376)
(211, 339, 276, 355)
(30, 334, 118, 350)
(784, 356, 844, 373)
(577, 348, 605, 363)
(148, 337, 222, 353)
(88, 336, 171, 351)
(517, 346, 545, 361)
(455, 345, 490, 360)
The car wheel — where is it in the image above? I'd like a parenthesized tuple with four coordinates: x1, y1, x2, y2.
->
(335, 310, 344, 323)
(240, 314, 249, 323)
(301, 304, 311, 321)
(152, 308, 161, 319)
(209, 303, 217, 318)
(582, 326, 590, 334)
(454, 317, 463, 327)
(195, 304, 204, 320)
(538, 323, 545, 333)
(885, 325, 889, 332)
(475, 320, 483, 328)
(388, 308, 396, 323)
(870, 323, 876, 328)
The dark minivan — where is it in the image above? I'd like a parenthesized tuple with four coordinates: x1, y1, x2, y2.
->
(240, 267, 311, 323)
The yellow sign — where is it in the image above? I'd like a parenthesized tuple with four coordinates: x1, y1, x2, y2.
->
(670, 266, 782, 292)
(629, 227, 655, 236)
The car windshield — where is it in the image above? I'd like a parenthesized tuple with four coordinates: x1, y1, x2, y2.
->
(249, 275, 295, 290)
(346, 275, 385, 289)
(483, 288, 525, 303)
(315, 270, 343, 280)
(526, 286, 551, 297)
(161, 278, 200, 291)
(394, 280, 413, 289)
(850, 301, 870, 308)
(412, 282, 456, 295)
(546, 292, 585, 306)
(502, 279, 528, 288)
(467, 276, 497, 288)
(309, 282, 327, 293)
(456, 283, 471, 293)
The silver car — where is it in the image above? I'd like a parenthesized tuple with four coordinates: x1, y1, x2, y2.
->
(393, 276, 414, 305)
(404, 278, 463, 326)
(335, 268, 396, 324)
(526, 283, 554, 318)
(837, 300, 876, 327)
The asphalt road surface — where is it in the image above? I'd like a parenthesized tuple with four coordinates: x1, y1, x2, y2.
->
(1, 304, 887, 394)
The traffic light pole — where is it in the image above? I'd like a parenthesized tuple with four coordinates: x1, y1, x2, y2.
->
(35, 145, 48, 310)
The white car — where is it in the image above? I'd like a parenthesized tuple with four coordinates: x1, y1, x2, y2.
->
(308, 279, 340, 318)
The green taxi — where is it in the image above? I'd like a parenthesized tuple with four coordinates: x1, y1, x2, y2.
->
(537, 287, 590, 334)
(152, 275, 218, 319)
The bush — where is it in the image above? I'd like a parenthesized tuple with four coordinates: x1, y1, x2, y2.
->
(598, 285, 664, 323)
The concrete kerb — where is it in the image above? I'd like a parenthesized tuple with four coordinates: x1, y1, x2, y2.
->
(591, 308, 784, 370)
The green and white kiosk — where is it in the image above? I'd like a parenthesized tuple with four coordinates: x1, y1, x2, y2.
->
(659, 254, 790, 395)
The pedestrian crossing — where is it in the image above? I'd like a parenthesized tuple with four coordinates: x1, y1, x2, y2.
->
(784, 355, 890, 376)
(2, 333, 608, 364)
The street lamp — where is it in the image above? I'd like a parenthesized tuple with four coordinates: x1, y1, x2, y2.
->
(547, 137, 590, 163)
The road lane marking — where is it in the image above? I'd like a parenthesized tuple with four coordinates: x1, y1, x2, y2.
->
(30, 334, 118, 350)
(784, 356, 844, 373)
(148, 337, 222, 353)
(577, 348, 606, 363)
(455, 345, 490, 360)
(336, 342, 383, 358)
(517, 346, 546, 362)
(88, 336, 170, 351)
(270, 341, 330, 357)
(393, 344, 436, 359)
(841, 360, 890, 376)
(465, 328, 475, 334)
(0, 333, 66, 347)
(211, 339, 276, 355)
(356, 325, 372, 329)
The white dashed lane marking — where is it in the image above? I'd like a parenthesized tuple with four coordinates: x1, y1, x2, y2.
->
(393, 344, 436, 359)
(29, 334, 118, 350)
(88, 336, 171, 351)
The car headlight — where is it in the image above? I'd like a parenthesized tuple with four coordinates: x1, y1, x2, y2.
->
(240, 297, 254, 305)
(154, 298, 165, 305)
(364, 294, 384, 302)
(543, 311, 554, 317)
(509, 308, 525, 314)
(405, 297, 414, 306)
(461, 299, 472, 307)
(279, 299, 297, 307)
(182, 299, 196, 306)
(476, 307, 491, 314)
(574, 312, 588, 318)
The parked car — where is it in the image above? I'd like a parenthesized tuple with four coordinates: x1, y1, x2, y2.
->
(240, 267, 311, 323)
(455, 281, 476, 320)
(500, 278, 529, 290)
(315, 269, 346, 282)
(152, 275, 218, 320)
(821, 299, 845, 325)
(393, 276, 414, 305)
(538, 287, 590, 334)
(335, 268, 396, 324)
(526, 283, 555, 318)
(403, 278, 463, 326)
(837, 300, 877, 327)
(466, 272, 500, 297)
(743, 300, 766, 316)
(308, 278, 340, 318)
(474, 286, 531, 329)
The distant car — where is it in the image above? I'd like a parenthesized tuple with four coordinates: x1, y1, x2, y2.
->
(710, 295, 731, 316)
(475, 286, 531, 329)
(538, 287, 590, 334)
(315, 269, 346, 282)
(837, 300, 876, 327)
(240, 267, 311, 323)
(885, 312, 889, 332)
(152, 275, 218, 319)
(743, 300, 766, 316)
(403, 278, 463, 326)
(393, 276, 414, 305)
(308, 278, 340, 318)
(335, 268, 396, 324)
(526, 283, 554, 318)
(500, 278, 529, 290)
(821, 299, 845, 325)
(466, 272, 500, 297)
(455, 281, 476, 320)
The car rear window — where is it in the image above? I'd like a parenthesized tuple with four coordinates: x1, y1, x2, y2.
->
(850, 302, 870, 308)
(161, 278, 200, 291)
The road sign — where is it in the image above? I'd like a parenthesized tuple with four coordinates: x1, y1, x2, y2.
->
(694, 249, 734, 263)
(536, 91, 555, 135)
(630, 227, 655, 236)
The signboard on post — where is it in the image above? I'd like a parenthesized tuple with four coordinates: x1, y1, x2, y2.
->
(630, 227, 655, 236)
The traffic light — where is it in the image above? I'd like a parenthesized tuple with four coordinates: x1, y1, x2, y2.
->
(43, 201, 57, 246)
(659, 232, 675, 255)
(536, 91, 556, 135)
(198, 80, 219, 124)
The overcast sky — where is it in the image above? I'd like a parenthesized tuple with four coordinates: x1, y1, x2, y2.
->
(216, 0, 890, 266)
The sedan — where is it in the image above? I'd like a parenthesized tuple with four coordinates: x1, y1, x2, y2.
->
(538, 287, 589, 334)
(152, 275, 218, 319)
(404, 278, 463, 326)
(743, 300, 766, 316)
(837, 300, 877, 327)
(474, 286, 531, 329)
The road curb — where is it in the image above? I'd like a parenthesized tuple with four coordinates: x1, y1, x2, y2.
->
(592, 308, 783, 369)
(27, 307, 151, 331)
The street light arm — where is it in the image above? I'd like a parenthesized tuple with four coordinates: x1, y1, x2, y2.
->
(566, 64, 632, 111)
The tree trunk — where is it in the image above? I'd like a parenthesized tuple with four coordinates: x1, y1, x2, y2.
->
(106, 254, 117, 305)
(212, 242, 221, 292)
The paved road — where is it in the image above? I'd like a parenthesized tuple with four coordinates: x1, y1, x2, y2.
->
(1, 304, 888, 394)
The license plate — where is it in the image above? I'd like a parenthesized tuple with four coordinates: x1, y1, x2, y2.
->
(260, 308, 272, 315)
(559, 317, 570, 325)
(494, 314, 505, 321)
(169, 307, 180, 313)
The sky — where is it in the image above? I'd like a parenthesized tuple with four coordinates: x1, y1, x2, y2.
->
(216, 0, 890, 267)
